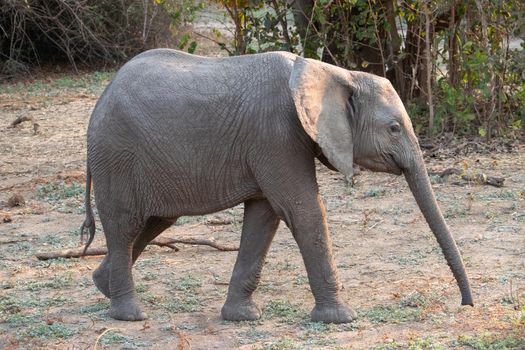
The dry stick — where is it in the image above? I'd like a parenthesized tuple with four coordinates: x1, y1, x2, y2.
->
(35, 237, 239, 260)
(367, 0, 387, 77)
(424, 1, 435, 137)
(93, 328, 119, 350)
(9, 115, 34, 127)
(302, 0, 340, 66)
(162, 237, 238, 251)
(428, 168, 505, 187)
(271, 0, 291, 48)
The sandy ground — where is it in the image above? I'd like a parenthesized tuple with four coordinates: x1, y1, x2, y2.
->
(0, 71, 524, 350)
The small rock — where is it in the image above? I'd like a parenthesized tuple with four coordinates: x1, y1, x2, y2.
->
(2, 215, 12, 223)
(7, 193, 25, 207)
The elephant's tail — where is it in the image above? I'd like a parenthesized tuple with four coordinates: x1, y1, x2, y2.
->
(80, 165, 96, 255)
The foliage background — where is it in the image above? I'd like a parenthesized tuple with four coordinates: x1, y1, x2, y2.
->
(1, 0, 524, 139)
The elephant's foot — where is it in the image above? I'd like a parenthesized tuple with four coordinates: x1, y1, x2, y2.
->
(93, 265, 110, 298)
(310, 302, 357, 324)
(221, 298, 261, 321)
(109, 293, 147, 321)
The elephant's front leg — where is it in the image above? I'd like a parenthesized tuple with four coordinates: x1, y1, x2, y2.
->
(221, 198, 280, 321)
(289, 194, 356, 323)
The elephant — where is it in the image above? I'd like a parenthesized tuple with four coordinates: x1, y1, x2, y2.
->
(80, 48, 473, 323)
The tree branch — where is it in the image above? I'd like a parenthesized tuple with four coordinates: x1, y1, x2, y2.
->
(35, 237, 239, 260)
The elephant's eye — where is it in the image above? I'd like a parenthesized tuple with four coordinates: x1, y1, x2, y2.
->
(389, 122, 401, 133)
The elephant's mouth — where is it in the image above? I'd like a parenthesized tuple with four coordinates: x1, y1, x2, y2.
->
(387, 153, 403, 175)
(355, 154, 402, 175)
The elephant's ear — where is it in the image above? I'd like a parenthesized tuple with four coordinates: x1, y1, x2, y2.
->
(289, 56, 355, 179)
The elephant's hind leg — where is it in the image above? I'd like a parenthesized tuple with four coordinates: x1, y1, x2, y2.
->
(94, 213, 146, 321)
(93, 255, 110, 298)
(92, 217, 173, 299)
(106, 232, 146, 321)
(132, 217, 174, 263)
(221, 198, 280, 321)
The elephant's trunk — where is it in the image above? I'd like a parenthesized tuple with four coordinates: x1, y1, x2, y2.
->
(404, 156, 473, 306)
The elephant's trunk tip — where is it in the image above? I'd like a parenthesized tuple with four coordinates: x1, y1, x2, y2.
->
(461, 296, 474, 307)
(461, 286, 474, 306)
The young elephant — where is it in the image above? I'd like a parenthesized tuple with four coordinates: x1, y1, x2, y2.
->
(80, 49, 473, 323)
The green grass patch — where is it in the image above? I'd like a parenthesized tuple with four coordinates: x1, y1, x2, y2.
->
(135, 283, 150, 293)
(429, 174, 448, 184)
(79, 300, 110, 314)
(259, 337, 301, 350)
(8, 241, 34, 255)
(444, 203, 468, 218)
(263, 300, 307, 324)
(374, 337, 445, 350)
(301, 333, 336, 347)
(99, 330, 152, 348)
(408, 337, 446, 350)
(293, 275, 308, 285)
(237, 326, 271, 345)
(363, 187, 388, 198)
(153, 275, 203, 312)
(141, 275, 203, 313)
(259, 282, 277, 292)
(134, 255, 162, 268)
(0, 294, 71, 314)
(175, 216, 206, 226)
(399, 291, 444, 308)
(476, 190, 523, 201)
(299, 320, 329, 333)
(142, 272, 159, 281)
(170, 275, 202, 291)
(4, 312, 41, 328)
(26, 322, 77, 340)
(35, 257, 79, 268)
(455, 333, 525, 350)
(36, 181, 84, 202)
(0, 279, 16, 290)
(26, 273, 74, 291)
(360, 303, 422, 324)
(161, 295, 202, 313)
(364, 290, 445, 323)
(175, 323, 199, 330)
(389, 249, 433, 266)
(99, 330, 133, 345)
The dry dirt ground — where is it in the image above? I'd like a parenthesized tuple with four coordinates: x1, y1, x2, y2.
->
(0, 73, 524, 350)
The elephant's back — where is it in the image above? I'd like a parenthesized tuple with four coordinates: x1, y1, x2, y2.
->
(88, 49, 297, 137)
(126, 48, 296, 72)
(86, 49, 299, 168)
(117, 48, 296, 85)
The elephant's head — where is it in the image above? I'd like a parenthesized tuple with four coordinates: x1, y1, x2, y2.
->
(289, 57, 473, 306)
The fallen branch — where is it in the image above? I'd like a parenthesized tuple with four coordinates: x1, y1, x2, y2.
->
(35, 237, 238, 260)
(36, 247, 110, 260)
(164, 237, 238, 251)
(9, 115, 34, 127)
(429, 168, 504, 187)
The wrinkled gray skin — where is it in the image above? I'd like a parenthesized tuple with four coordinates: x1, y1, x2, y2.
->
(81, 49, 473, 323)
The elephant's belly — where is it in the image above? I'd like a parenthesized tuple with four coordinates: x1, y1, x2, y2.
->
(142, 174, 262, 219)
